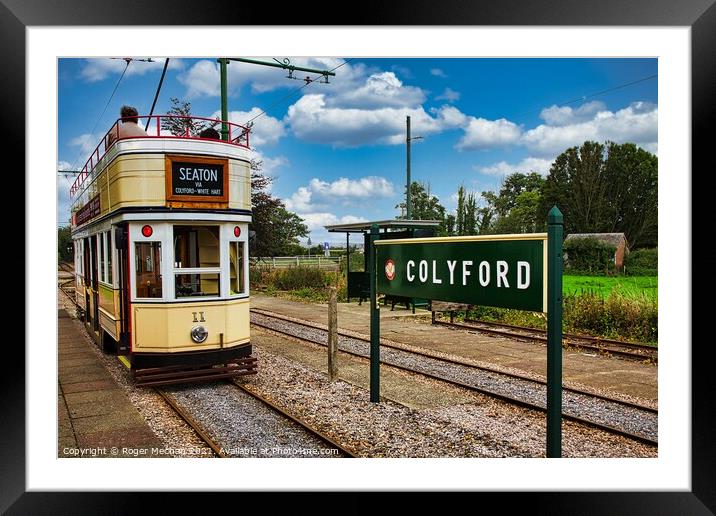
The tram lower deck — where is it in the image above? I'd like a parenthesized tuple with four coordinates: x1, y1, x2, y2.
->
(69, 115, 257, 385)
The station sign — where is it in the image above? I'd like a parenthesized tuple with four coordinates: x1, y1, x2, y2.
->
(375, 234, 547, 312)
(165, 155, 229, 203)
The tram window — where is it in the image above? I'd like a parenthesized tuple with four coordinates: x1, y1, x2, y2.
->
(107, 231, 113, 285)
(135, 242, 162, 298)
(99, 233, 105, 282)
(175, 273, 219, 298)
(173, 225, 220, 268)
(229, 241, 245, 295)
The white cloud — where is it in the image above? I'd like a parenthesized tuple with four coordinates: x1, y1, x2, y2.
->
(286, 94, 464, 147)
(284, 176, 395, 212)
(477, 157, 553, 176)
(455, 118, 522, 150)
(435, 87, 460, 102)
(299, 213, 369, 233)
(80, 58, 182, 82)
(522, 101, 658, 155)
(69, 133, 99, 155)
(539, 100, 606, 126)
(178, 57, 364, 99)
(208, 108, 286, 147)
(430, 68, 447, 78)
(329, 71, 426, 109)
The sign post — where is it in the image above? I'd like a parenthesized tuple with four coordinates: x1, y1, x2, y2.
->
(369, 224, 380, 402)
(370, 210, 564, 456)
(546, 206, 564, 458)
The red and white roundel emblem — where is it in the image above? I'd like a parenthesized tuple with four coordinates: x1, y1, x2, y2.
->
(385, 259, 396, 281)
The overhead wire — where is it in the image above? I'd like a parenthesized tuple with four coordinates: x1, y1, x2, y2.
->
(509, 73, 658, 122)
(241, 58, 353, 128)
(59, 59, 132, 186)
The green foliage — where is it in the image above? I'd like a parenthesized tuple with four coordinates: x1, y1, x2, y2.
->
(271, 267, 331, 291)
(624, 248, 658, 276)
(563, 237, 617, 274)
(396, 181, 447, 233)
(341, 251, 365, 273)
(250, 161, 309, 257)
(563, 292, 658, 343)
(563, 274, 658, 299)
(477, 173, 545, 235)
(161, 97, 219, 136)
(462, 291, 657, 343)
(540, 141, 658, 248)
(58, 226, 73, 262)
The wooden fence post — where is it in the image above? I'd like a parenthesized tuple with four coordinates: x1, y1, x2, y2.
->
(328, 286, 338, 381)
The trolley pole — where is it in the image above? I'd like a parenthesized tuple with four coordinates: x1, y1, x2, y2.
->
(219, 58, 229, 141)
(546, 206, 564, 457)
(369, 224, 380, 402)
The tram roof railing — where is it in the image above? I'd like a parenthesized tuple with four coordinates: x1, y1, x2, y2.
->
(69, 114, 251, 198)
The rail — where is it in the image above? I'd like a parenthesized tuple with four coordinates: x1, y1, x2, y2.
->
(70, 114, 251, 197)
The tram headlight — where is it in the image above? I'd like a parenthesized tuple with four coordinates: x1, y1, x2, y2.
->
(191, 325, 208, 343)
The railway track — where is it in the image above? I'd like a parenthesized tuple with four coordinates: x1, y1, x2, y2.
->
(250, 308, 657, 447)
(437, 316, 657, 363)
(156, 389, 227, 457)
(230, 381, 357, 457)
(158, 380, 355, 458)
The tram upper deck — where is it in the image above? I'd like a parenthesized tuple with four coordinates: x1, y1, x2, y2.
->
(70, 115, 253, 231)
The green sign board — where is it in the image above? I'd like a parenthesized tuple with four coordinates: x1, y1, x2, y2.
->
(375, 234, 547, 312)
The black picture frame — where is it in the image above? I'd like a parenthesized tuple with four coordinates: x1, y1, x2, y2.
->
(7, 0, 713, 512)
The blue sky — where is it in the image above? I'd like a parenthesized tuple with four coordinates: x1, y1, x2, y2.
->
(58, 57, 657, 243)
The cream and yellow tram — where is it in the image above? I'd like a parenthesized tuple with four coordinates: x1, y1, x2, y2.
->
(69, 115, 256, 385)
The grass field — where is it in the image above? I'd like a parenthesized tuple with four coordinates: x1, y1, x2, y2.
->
(563, 275, 658, 299)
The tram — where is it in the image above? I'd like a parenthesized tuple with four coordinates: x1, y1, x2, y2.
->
(69, 115, 256, 386)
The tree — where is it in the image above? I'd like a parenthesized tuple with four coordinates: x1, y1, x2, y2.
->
(396, 181, 446, 221)
(250, 160, 309, 257)
(161, 97, 219, 137)
(455, 185, 465, 235)
(540, 141, 658, 248)
(444, 214, 456, 236)
(464, 192, 477, 234)
(58, 226, 73, 262)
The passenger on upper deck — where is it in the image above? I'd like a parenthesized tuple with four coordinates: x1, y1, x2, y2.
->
(107, 105, 148, 145)
(198, 127, 220, 139)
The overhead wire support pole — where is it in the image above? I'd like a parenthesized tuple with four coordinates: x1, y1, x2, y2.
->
(218, 57, 337, 144)
(219, 58, 229, 141)
(226, 58, 336, 82)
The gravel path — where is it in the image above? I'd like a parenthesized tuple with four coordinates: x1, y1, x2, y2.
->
(243, 336, 656, 457)
(162, 383, 345, 458)
(251, 312, 657, 443)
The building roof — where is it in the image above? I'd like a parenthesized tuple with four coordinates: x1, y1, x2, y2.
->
(325, 219, 442, 233)
(565, 233, 627, 247)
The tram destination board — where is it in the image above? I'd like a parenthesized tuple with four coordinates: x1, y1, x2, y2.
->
(165, 155, 229, 203)
(375, 235, 547, 312)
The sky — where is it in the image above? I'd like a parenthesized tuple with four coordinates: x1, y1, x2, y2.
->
(58, 57, 658, 244)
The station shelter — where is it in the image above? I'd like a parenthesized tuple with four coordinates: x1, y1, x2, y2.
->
(324, 219, 441, 312)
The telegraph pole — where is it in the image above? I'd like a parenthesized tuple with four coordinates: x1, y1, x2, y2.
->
(405, 116, 423, 220)
(406, 116, 412, 219)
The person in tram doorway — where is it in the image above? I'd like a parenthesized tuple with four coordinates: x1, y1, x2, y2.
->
(107, 105, 148, 147)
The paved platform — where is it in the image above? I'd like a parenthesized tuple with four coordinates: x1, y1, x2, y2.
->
(251, 294, 658, 402)
(58, 309, 165, 458)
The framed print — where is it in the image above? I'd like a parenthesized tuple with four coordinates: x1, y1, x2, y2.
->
(8, 0, 714, 512)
